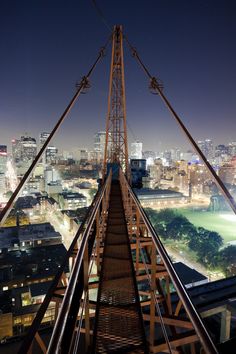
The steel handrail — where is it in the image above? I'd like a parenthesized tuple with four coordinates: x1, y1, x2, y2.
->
(17, 172, 111, 354)
(47, 171, 112, 354)
(119, 169, 218, 354)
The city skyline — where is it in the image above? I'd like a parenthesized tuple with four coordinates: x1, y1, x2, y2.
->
(2, 130, 236, 157)
(0, 1, 236, 152)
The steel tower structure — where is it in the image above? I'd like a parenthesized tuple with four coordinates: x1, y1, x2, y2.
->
(103, 25, 129, 178)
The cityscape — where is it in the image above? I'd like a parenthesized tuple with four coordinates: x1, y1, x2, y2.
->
(0, 1, 236, 353)
(1, 131, 236, 349)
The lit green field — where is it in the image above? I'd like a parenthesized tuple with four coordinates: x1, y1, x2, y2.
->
(178, 209, 236, 244)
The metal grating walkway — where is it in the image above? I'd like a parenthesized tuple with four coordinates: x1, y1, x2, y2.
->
(92, 181, 147, 353)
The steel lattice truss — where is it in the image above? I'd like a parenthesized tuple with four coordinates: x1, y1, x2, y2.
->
(103, 25, 129, 176)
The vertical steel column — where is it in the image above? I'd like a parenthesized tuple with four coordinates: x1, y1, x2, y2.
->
(103, 25, 129, 179)
(165, 275, 172, 315)
(220, 309, 231, 342)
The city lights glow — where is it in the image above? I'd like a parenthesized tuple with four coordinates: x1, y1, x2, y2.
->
(219, 213, 236, 223)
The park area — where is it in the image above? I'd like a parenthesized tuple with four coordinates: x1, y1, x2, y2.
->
(145, 206, 236, 278)
(179, 208, 236, 245)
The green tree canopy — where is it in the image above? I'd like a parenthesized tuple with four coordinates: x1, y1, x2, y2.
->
(166, 216, 197, 241)
(189, 227, 223, 266)
(218, 245, 236, 275)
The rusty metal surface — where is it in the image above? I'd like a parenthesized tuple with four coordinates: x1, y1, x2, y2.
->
(103, 25, 129, 179)
(92, 181, 147, 353)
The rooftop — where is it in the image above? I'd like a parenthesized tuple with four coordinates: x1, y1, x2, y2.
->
(0, 223, 61, 249)
(173, 262, 207, 285)
(60, 192, 86, 200)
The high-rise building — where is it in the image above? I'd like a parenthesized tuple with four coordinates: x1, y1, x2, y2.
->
(170, 148, 181, 161)
(198, 139, 214, 162)
(12, 139, 21, 162)
(44, 166, 60, 185)
(45, 146, 58, 163)
(217, 157, 236, 185)
(130, 158, 148, 188)
(197, 140, 205, 154)
(130, 141, 143, 159)
(163, 150, 172, 166)
(143, 151, 156, 159)
(149, 159, 163, 188)
(0, 145, 7, 196)
(13, 135, 37, 164)
(94, 131, 106, 159)
(0, 145, 7, 173)
(73, 149, 88, 162)
(215, 144, 228, 156)
(0, 172, 5, 196)
(39, 132, 50, 146)
(39, 132, 58, 164)
(21, 136, 37, 162)
(228, 142, 236, 157)
(205, 139, 214, 162)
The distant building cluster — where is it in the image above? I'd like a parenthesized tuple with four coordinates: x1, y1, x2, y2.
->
(12, 133, 58, 168)
(1, 133, 236, 211)
(128, 138, 236, 208)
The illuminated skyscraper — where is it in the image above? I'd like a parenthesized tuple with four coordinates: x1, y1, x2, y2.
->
(20, 135, 37, 163)
(198, 139, 214, 162)
(39, 132, 58, 164)
(130, 141, 143, 159)
(0, 145, 7, 173)
(228, 142, 236, 157)
(0, 145, 7, 196)
(94, 131, 106, 159)
(12, 139, 21, 162)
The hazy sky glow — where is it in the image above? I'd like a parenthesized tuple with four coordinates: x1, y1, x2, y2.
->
(0, 0, 235, 153)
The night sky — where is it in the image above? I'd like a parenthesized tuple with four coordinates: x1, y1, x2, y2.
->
(0, 0, 235, 153)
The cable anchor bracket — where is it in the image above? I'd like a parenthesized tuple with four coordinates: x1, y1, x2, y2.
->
(131, 47, 138, 58)
(149, 76, 164, 95)
(76, 76, 91, 94)
(99, 46, 106, 58)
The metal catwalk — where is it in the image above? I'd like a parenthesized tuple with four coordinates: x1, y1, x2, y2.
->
(92, 180, 148, 353)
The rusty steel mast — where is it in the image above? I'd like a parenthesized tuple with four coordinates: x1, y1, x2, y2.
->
(103, 25, 129, 178)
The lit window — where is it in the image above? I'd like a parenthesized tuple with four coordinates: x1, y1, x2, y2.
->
(14, 317, 22, 325)
(3, 286, 8, 291)
(21, 292, 32, 306)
